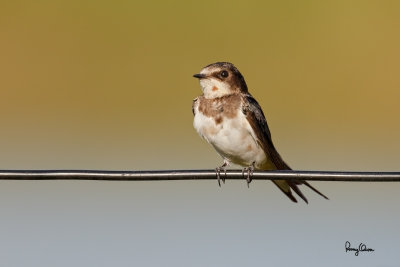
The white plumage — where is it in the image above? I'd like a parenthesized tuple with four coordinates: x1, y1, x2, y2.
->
(193, 98, 268, 169)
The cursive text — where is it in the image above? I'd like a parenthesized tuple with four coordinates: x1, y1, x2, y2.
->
(345, 241, 374, 256)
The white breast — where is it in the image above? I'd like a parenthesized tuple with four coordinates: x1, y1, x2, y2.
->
(193, 103, 268, 169)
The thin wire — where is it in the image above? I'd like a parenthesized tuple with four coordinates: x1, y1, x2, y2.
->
(0, 170, 399, 182)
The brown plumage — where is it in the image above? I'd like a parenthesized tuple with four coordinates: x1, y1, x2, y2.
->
(242, 94, 328, 203)
(193, 62, 328, 203)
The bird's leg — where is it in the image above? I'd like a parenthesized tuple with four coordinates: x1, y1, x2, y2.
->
(215, 159, 229, 187)
(242, 161, 255, 188)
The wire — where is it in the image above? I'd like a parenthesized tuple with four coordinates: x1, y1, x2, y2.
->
(0, 170, 399, 182)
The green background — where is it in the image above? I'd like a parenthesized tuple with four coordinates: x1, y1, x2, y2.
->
(0, 1, 399, 266)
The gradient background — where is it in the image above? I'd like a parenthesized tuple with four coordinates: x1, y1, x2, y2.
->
(1, 1, 399, 266)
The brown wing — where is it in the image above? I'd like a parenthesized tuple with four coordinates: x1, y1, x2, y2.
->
(242, 94, 328, 203)
(192, 97, 198, 115)
(242, 94, 291, 170)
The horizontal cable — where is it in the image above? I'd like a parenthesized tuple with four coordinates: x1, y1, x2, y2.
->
(0, 170, 399, 182)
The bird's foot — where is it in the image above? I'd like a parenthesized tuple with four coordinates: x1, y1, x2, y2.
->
(215, 160, 229, 187)
(242, 162, 255, 188)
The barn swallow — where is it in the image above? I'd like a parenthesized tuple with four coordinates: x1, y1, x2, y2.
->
(192, 62, 328, 203)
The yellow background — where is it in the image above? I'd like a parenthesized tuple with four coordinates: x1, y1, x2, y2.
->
(0, 1, 399, 266)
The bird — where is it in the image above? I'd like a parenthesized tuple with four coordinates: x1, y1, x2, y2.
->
(192, 62, 328, 203)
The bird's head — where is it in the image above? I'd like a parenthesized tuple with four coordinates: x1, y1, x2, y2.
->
(193, 62, 248, 99)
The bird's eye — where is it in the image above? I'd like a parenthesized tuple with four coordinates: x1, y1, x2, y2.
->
(220, 70, 229, 78)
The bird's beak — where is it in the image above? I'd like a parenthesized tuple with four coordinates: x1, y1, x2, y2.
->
(193, 73, 206, 79)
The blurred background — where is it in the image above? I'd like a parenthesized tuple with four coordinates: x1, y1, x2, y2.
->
(0, 0, 399, 266)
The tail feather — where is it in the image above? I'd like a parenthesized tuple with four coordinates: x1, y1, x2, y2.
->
(267, 162, 327, 203)
(303, 181, 329, 200)
(287, 181, 308, 204)
(272, 180, 298, 203)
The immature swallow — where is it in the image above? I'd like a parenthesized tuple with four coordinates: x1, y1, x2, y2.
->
(192, 62, 328, 203)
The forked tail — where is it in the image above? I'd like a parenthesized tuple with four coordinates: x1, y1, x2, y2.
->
(270, 164, 328, 203)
